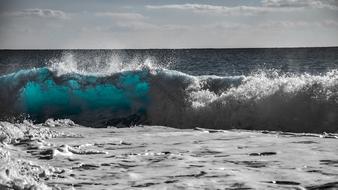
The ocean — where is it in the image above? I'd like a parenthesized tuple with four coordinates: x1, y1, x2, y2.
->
(0, 47, 337, 132)
(1, 48, 338, 190)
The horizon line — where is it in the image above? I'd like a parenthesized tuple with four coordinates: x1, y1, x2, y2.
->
(1, 46, 338, 51)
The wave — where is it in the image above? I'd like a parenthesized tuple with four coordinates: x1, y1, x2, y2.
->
(146, 69, 338, 133)
(0, 56, 337, 133)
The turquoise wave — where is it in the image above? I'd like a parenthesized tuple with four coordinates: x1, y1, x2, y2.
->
(0, 67, 149, 123)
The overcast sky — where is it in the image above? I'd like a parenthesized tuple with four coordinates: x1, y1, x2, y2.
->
(0, 0, 337, 49)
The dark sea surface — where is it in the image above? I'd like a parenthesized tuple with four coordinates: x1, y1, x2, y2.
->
(0, 48, 337, 132)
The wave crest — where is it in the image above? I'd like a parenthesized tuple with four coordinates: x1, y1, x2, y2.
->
(48, 53, 162, 76)
(188, 70, 338, 108)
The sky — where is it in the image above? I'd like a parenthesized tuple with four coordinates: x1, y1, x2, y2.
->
(0, 0, 337, 49)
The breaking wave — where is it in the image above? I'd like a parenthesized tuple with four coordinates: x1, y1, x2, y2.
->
(0, 54, 337, 133)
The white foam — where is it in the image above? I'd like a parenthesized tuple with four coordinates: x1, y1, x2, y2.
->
(48, 52, 163, 77)
(188, 69, 338, 108)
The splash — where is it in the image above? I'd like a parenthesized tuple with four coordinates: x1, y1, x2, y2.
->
(48, 52, 161, 76)
(188, 70, 338, 107)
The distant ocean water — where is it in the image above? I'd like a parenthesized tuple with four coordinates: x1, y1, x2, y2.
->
(0, 48, 337, 133)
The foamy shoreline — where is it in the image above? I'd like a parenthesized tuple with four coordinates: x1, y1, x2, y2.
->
(1, 119, 338, 189)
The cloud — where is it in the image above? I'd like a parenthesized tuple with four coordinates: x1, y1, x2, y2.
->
(94, 22, 191, 32)
(3, 9, 68, 19)
(146, 1, 338, 16)
(113, 22, 157, 31)
(145, 4, 301, 16)
(201, 20, 338, 32)
(321, 19, 338, 27)
(94, 12, 152, 31)
(256, 20, 338, 29)
(204, 23, 250, 30)
(262, 0, 338, 10)
(95, 12, 145, 20)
